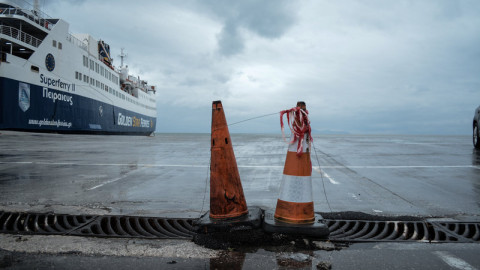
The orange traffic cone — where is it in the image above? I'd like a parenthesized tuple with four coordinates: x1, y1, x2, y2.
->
(263, 101, 328, 238)
(274, 101, 315, 224)
(209, 101, 248, 219)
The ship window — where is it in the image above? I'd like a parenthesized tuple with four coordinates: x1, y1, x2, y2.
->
(90, 60, 94, 70)
(52, 40, 56, 47)
(83, 56, 88, 67)
(58, 42, 62, 50)
(31, 65, 39, 72)
(95, 63, 99, 73)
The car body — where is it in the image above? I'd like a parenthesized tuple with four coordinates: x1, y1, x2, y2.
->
(473, 106, 480, 149)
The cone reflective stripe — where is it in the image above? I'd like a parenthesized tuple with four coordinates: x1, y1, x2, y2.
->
(210, 101, 248, 219)
(274, 102, 314, 224)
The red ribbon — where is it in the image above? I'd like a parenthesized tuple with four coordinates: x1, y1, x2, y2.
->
(280, 106, 312, 156)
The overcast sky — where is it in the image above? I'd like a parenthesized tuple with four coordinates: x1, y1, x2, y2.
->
(42, 0, 480, 134)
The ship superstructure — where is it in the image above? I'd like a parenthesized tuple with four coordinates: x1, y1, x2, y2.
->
(0, 0, 157, 135)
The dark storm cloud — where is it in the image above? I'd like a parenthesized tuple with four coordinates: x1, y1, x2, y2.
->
(200, 0, 296, 56)
(217, 21, 244, 56)
(39, 0, 480, 134)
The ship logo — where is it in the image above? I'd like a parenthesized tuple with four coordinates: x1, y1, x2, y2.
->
(45, 53, 55, 72)
(18, 83, 30, 112)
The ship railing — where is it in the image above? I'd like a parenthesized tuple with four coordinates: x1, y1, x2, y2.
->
(66, 33, 87, 52)
(0, 25, 42, 48)
(0, 6, 53, 31)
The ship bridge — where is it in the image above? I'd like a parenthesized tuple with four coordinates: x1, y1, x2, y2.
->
(0, 2, 57, 60)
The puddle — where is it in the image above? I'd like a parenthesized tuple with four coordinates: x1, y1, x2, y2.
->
(195, 229, 343, 269)
(208, 249, 335, 270)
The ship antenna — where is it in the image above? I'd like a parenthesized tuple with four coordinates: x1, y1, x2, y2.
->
(119, 48, 127, 68)
(33, 0, 40, 16)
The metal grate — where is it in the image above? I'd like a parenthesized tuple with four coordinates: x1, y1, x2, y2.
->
(325, 219, 480, 243)
(0, 212, 195, 239)
(429, 221, 480, 243)
(1, 211, 479, 243)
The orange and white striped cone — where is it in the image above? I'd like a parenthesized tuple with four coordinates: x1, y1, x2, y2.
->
(263, 101, 329, 237)
(274, 133, 314, 224)
(274, 101, 314, 224)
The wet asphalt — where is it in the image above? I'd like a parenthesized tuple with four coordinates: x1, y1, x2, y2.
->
(0, 131, 479, 269)
(0, 131, 478, 219)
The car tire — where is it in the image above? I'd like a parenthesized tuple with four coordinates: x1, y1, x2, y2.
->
(474, 122, 480, 149)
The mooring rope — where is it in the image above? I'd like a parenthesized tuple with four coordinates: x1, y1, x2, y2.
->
(199, 111, 279, 217)
(199, 108, 333, 220)
(312, 140, 333, 213)
(227, 112, 279, 127)
(198, 157, 211, 219)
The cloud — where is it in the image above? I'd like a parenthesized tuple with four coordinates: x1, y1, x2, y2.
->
(200, 0, 296, 56)
(40, 0, 480, 134)
(217, 21, 244, 56)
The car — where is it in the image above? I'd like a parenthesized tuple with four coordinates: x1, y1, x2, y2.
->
(474, 106, 480, 149)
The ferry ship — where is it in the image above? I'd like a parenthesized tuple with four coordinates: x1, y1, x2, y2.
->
(0, 0, 157, 135)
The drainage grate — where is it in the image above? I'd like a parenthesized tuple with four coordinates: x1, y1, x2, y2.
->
(0, 212, 195, 239)
(324, 220, 480, 243)
(429, 221, 480, 243)
(82, 216, 195, 239)
(1, 211, 479, 243)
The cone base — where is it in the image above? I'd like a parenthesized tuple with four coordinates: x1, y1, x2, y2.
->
(263, 210, 330, 238)
(274, 199, 315, 224)
(209, 209, 249, 220)
(196, 207, 262, 234)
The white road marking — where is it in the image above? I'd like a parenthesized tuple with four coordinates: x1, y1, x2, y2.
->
(323, 171, 340, 185)
(342, 165, 479, 169)
(313, 167, 340, 184)
(0, 161, 478, 170)
(0, 161, 209, 167)
(87, 176, 125, 190)
(434, 251, 478, 270)
(0, 161, 33, 164)
(87, 167, 149, 190)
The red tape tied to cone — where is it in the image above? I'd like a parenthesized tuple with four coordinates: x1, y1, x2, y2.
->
(280, 106, 312, 156)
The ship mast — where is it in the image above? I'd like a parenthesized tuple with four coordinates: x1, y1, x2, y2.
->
(33, 0, 39, 15)
(119, 48, 127, 68)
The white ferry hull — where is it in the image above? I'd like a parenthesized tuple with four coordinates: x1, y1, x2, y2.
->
(0, 1, 158, 136)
